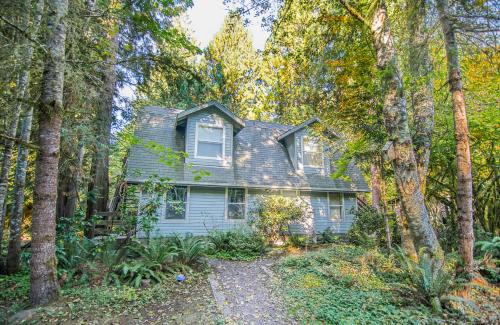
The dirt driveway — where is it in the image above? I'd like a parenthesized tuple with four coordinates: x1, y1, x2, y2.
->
(208, 257, 295, 325)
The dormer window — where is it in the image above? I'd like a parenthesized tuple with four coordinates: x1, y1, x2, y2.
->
(196, 123, 224, 159)
(302, 136, 323, 168)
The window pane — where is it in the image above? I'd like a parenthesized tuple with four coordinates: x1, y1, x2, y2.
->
(198, 125, 223, 142)
(303, 137, 321, 153)
(228, 204, 245, 219)
(166, 202, 186, 219)
(228, 188, 245, 203)
(329, 193, 341, 205)
(330, 206, 342, 221)
(304, 152, 323, 167)
(167, 186, 187, 202)
(197, 142, 223, 158)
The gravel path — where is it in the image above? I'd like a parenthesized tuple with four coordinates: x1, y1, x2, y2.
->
(208, 258, 296, 325)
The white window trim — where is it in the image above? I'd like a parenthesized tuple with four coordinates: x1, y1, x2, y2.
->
(194, 122, 225, 160)
(164, 185, 190, 222)
(327, 192, 344, 221)
(302, 135, 324, 168)
(224, 187, 247, 221)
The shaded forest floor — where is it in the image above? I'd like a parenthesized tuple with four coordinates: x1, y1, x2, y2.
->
(1, 244, 499, 324)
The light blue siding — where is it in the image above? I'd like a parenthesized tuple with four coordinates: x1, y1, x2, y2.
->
(185, 108, 234, 168)
(139, 185, 357, 237)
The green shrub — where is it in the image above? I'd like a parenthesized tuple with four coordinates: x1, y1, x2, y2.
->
(396, 249, 454, 313)
(167, 233, 211, 268)
(250, 195, 306, 242)
(287, 234, 308, 248)
(116, 260, 167, 288)
(347, 207, 389, 247)
(128, 238, 176, 272)
(476, 236, 500, 259)
(319, 227, 342, 244)
(208, 229, 268, 260)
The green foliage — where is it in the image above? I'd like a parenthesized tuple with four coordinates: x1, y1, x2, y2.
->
(167, 233, 211, 268)
(287, 234, 309, 248)
(476, 237, 500, 259)
(128, 238, 176, 272)
(318, 227, 342, 244)
(347, 207, 390, 248)
(396, 249, 455, 313)
(278, 244, 438, 324)
(208, 229, 268, 260)
(116, 260, 167, 288)
(0, 269, 30, 320)
(250, 195, 306, 242)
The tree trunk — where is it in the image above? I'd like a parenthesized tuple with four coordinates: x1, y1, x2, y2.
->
(85, 32, 117, 237)
(30, 0, 68, 306)
(0, 0, 33, 250)
(407, 0, 435, 193)
(6, 0, 45, 275)
(436, 0, 474, 275)
(395, 203, 417, 260)
(364, 2, 440, 255)
(371, 161, 391, 250)
(57, 141, 84, 220)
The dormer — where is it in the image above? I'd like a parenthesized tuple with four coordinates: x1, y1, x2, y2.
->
(277, 117, 338, 174)
(176, 101, 244, 168)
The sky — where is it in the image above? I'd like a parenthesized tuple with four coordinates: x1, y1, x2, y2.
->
(185, 0, 270, 50)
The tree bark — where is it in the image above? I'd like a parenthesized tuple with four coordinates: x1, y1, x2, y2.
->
(340, 1, 441, 254)
(30, 0, 68, 306)
(85, 31, 117, 237)
(436, 0, 474, 275)
(371, 161, 392, 250)
(395, 202, 417, 260)
(0, 0, 33, 250)
(57, 141, 84, 220)
(6, 0, 45, 275)
(407, 0, 435, 193)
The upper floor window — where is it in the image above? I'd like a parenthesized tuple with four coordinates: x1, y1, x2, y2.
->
(196, 124, 223, 159)
(227, 188, 245, 220)
(166, 186, 188, 219)
(302, 136, 323, 168)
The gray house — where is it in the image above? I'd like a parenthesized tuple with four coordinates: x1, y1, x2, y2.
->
(125, 101, 369, 236)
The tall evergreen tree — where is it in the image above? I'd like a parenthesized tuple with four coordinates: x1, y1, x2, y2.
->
(205, 14, 259, 117)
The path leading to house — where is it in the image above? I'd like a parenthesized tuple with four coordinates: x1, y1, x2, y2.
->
(208, 257, 296, 325)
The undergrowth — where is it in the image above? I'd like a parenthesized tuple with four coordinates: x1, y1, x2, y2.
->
(278, 244, 443, 324)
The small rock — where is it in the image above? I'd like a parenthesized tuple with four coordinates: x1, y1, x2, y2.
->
(8, 308, 38, 324)
(141, 279, 151, 288)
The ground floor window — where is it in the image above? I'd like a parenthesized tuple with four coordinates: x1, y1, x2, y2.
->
(166, 186, 188, 219)
(227, 188, 246, 220)
(329, 192, 343, 221)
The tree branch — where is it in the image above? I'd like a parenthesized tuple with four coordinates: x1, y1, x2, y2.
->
(0, 15, 46, 53)
(0, 133, 38, 149)
(338, 0, 371, 27)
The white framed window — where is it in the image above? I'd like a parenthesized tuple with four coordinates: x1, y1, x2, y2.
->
(226, 188, 246, 220)
(328, 192, 343, 221)
(195, 123, 224, 159)
(166, 186, 188, 219)
(302, 136, 323, 168)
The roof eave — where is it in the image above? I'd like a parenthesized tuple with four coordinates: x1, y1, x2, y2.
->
(175, 101, 245, 130)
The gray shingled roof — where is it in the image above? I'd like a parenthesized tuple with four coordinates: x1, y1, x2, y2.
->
(126, 106, 369, 192)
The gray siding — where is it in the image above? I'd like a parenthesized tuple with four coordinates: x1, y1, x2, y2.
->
(140, 186, 357, 237)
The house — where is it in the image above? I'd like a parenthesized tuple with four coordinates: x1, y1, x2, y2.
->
(125, 101, 369, 236)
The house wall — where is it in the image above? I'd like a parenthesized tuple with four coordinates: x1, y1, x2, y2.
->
(137, 185, 357, 237)
(185, 108, 234, 168)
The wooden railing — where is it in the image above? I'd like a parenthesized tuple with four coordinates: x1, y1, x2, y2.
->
(93, 211, 122, 236)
